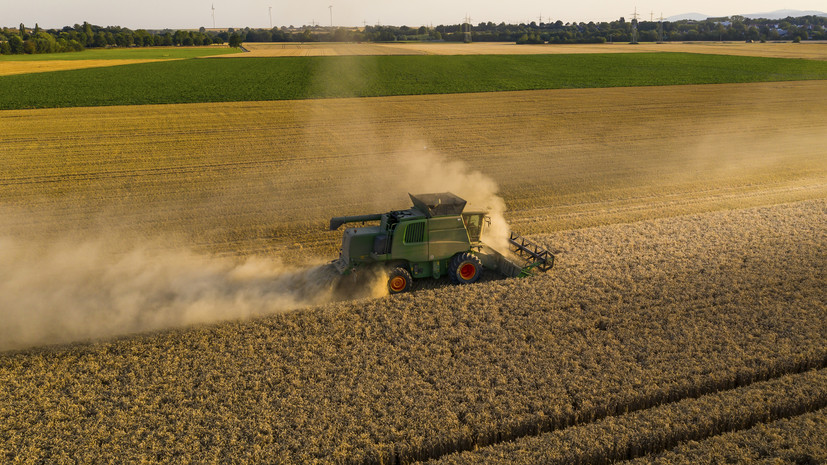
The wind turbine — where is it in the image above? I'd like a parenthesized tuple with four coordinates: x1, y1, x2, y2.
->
(211, 3, 216, 28)
(329, 5, 333, 27)
(269, 6, 273, 28)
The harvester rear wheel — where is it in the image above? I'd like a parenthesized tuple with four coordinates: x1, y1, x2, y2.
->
(449, 252, 482, 285)
(387, 267, 413, 294)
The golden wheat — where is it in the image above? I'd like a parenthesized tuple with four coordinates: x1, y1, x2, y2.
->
(0, 200, 824, 464)
(0, 59, 172, 77)
(240, 41, 827, 60)
(622, 409, 827, 464)
(430, 369, 827, 464)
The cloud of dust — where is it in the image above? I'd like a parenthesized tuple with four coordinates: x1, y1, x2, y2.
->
(0, 234, 388, 352)
(357, 145, 512, 251)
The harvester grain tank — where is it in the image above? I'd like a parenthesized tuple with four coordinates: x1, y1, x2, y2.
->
(329, 192, 554, 293)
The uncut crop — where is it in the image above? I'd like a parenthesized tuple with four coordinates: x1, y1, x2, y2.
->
(3, 52, 827, 109)
(1, 200, 824, 464)
(430, 369, 827, 465)
(623, 409, 827, 465)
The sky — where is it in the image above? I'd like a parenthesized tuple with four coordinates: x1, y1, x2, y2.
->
(4, 1, 826, 30)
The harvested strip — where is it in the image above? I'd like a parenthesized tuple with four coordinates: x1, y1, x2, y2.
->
(0, 59, 172, 77)
(425, 368, 827, 464)
(1, 81, 825, 263)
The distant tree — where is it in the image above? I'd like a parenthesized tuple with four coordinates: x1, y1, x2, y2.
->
(93, 32, 106, 47)
(83, 22, 94, 46)
(19, 23, 28, 40)
(8, 35, 24, 53)
(115, 32, 131, 47)
(33, 31, 58, 53)
(173, 29, 188, 45)
(67, 39, 83, 51)
(0, 41, 11, 55)
(228, 32, 242, 48)
(332, 28, 349, 41)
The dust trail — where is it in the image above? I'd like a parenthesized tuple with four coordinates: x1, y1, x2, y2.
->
(349, 146, 512, 251)
(0, 234, 387, 351)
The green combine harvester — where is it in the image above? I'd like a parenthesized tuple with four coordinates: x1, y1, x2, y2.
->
(329, 192, 554, 293)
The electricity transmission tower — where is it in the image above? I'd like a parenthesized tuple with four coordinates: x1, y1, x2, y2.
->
(658, 13, 665, 43)
(630, 6, 640, 44)
(463, 14, 472, 43)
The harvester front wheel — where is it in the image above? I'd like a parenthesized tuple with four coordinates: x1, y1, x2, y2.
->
(450, 252, 482, 285)
(387, 267, 413, 294)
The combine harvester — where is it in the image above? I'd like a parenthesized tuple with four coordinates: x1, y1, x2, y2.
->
(329, 192, 554, 293)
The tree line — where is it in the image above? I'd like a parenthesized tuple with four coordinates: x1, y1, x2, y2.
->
(234, 15, 826, 44)
(1, 15, 825, 55)
(0, 22, 228, 55)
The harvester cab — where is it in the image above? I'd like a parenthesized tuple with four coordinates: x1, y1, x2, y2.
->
(328, 192, 554, 294)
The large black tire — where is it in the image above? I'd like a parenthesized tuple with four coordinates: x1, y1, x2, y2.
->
(387, 267, 413, 294)
(449, 252, 482, 285)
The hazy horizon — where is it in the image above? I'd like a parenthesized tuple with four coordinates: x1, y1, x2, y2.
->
(3, 1, 826, 30)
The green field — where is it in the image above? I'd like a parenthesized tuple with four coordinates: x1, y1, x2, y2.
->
(2, 52, 827, 109)
(0, 46, 240, 61)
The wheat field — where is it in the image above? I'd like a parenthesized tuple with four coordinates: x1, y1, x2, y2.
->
(1, 199, 824, 463)
(240, 41, 827, 60)
(1, 80, 824, 261)
(1, 75, 826, 462)
(0, 59, 177, 76)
